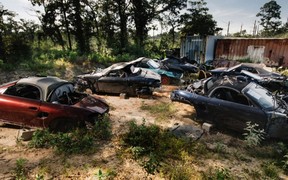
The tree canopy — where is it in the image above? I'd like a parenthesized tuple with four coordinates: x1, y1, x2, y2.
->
(179, 0, 222, 37)
(256, 0, 282, 36)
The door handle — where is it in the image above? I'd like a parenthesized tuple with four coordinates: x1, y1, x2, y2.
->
(28, 106, 38, 111)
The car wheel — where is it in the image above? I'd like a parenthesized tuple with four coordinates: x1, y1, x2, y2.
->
(161, 75, 170, 85)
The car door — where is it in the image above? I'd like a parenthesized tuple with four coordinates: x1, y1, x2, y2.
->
(97, 70, 128, 93)
(207, 87, 267, 132)
(0, 85, 41, 127)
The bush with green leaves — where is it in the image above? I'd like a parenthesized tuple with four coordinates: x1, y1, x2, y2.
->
(243, 121, 265, 147)
(122, 120, 194, 175)
(29, 116, 111, 154)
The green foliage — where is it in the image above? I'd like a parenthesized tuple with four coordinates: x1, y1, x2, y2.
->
(94, 169, 116, 180)
(203, 167, 232, 180)
(13, 158, 28, 180)
(243, 122, 265, 147)
(29, 117, 112, 155)
(214, 167, 231, 180)
(257, 0, 282, 36)
(122, 120, 194, 175)
(262, 162, 279, 179)
(29, 129, 53, 148)
(179, 0, 222, 36)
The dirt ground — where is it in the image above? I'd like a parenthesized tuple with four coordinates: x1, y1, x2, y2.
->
(0, 85, 203, 179)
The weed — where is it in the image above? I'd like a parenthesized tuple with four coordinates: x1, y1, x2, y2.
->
(122, 120, 196, 176)
(29, 129, 53, 148)
(262, 162, 279, 179)
(203, 167, 232, 180)
(215, 167, 231, 179)
(94, 169, 116, 179)
(35, 174, 45, 180)
(29, 117, 112, 155)
(282, 154, 288, 174)
(166, 163, 199, 180)
(243, 121, 265, 147)
(14, 158, 28, 180)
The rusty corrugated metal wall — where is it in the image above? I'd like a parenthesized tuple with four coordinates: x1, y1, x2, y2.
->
(215, 38, 288, 67)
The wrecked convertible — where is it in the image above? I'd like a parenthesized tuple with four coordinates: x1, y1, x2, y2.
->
(171, 75, 288, 139)
(75, 59, 161, 96)
(0, 76, 109, 132)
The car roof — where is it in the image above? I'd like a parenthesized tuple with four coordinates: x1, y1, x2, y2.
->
(207, 76, 251, 94)
(98, 57, 147, 75)
(17, 76, 69, 101)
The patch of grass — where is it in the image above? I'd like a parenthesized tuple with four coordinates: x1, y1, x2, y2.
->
(202, 167, 232, 180)
(164, 162, 200, 180)
(13, 158, 28, 180)
(140, 102, 176, 122)
(262, 162, 280, 179)
(122, 120, 196, 176)
(29, 115, 112, 155)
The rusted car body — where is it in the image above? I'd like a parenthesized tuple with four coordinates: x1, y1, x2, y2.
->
(171, 76, 288, 139)
(0, 76, 109, 131)
(75, 58, 161, 96)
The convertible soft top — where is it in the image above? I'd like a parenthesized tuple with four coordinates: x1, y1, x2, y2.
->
(17, 76, 71, 101)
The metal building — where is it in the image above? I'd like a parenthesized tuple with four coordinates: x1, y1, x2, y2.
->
(215, 38, 288, 67)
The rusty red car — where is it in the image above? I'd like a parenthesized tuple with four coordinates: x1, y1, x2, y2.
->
(0, 76, 109, 132)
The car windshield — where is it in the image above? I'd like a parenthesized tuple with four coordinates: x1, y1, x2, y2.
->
(243, 83, 277, 110)
(147, 60, 160, 69)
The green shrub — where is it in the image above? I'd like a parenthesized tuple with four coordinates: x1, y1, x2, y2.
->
(262, 162, 279, 179)
(13, 158, 28, 180)
(29, 117, 112, 155)
(122, 120, 194, 175)
(243, 122, 265, 147)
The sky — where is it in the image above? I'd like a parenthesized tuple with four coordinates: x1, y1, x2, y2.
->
(1, 0, 288, 36)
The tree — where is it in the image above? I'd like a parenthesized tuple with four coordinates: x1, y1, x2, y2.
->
(0, 4, 33, 63)
(256, 0, 282, 36)
(130, 0, 186, 48)
(0, 4, 15, 62)
(179, 0, 221, 37)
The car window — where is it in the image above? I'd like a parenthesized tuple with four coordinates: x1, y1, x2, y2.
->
(147, 60, 160, 69)
(244, 83, 276, 110)
(210, 88, 249, 106)
(107, 70, 127, 78)
(4, 84, 40, 100)
(49, 83, 74, 102)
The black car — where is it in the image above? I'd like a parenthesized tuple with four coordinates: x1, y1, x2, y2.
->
(160, 57, 199, 74)
(170, 75, 288, 139)
(75, 60, 161, 96)
(133, 57, 184, 85)
(187, 70, 288, 94)
(210, 63, 285, 80)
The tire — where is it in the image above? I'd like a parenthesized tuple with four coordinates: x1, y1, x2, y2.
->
(161, 75, 170, 85)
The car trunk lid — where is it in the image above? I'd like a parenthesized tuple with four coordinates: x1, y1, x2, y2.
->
(74, 95, 109, 114)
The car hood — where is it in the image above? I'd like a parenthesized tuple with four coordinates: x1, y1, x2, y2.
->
(74, 95, 109, 114)
(77, 72, 102, 79)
